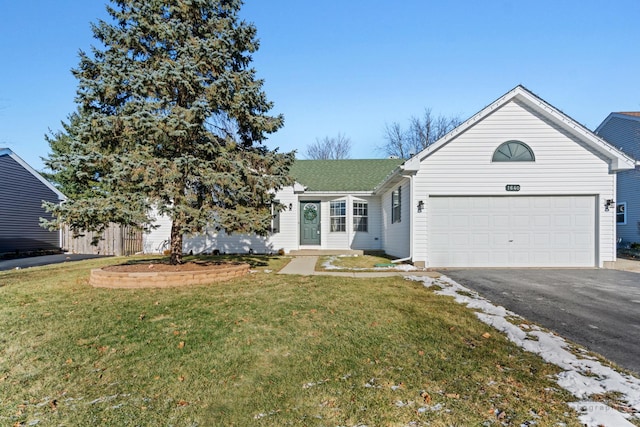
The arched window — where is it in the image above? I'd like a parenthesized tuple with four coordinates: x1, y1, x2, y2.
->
(492, 140, 535, 162)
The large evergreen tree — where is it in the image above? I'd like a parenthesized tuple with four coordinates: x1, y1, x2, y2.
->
(43, 0, 294, 264)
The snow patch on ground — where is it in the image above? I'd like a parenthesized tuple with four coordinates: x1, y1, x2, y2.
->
(322, 255, 418, 271)
(409, 274, 640, 427)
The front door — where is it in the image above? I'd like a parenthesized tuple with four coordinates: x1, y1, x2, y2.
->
(300, 201, 321, 245)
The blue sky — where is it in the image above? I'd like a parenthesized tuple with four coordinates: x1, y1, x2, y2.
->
(1, 1, 639, 171)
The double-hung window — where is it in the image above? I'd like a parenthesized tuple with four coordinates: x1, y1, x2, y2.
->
(617, 202, 627, 225)
(330, 200, 346, 232)
(391, 187, 401, 224)
(270, 200, 280, 233)
(353, 201, 368, 232)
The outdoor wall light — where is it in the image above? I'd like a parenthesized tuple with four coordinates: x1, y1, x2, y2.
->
(417, 200, 424, 213)
(288, 203, 293, 211)
(604, 199, 615, 212)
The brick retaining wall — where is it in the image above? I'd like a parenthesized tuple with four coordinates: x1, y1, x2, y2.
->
(89, 263, 250, 288)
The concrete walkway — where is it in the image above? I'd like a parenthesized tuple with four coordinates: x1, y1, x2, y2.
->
(278, 255, 640, 277)
(278, 256, 439, 278)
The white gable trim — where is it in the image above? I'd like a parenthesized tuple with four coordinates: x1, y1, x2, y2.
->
(403, 86, 636, 173)
(0, 148, 66, 201)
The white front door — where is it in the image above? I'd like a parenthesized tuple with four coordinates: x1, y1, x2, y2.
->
(428, 196, 596, 267)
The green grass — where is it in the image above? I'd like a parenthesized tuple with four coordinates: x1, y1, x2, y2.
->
(0, 256, 581, 426)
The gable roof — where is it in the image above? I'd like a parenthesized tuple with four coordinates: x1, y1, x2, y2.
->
(403, 85, 636, 173)
(596, 111, 640, 134)
(0, 148, 66, 201)
(290, 159, 404, 192)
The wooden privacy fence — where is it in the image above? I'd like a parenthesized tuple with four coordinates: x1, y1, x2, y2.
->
(61, 224, 143, 256)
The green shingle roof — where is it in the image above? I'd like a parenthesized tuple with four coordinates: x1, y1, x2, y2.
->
(290, 159, 404, 192)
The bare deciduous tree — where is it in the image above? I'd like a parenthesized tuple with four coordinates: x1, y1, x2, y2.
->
(381, 109, 461, 159)
(305, 133, 352, 159)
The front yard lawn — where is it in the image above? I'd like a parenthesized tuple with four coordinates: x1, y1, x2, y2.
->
(0, 256, 581, 426)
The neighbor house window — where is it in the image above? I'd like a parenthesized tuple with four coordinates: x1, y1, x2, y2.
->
(353, 201, 368, 232)
(270, 200, 280, 233)
(330, 200, 346, 232)
(492, 140, 535, 162)
(391, 187, 401, 224)
(617, 202, 627, 225)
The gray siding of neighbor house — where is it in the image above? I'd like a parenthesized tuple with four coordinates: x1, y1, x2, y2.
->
(0, 155, 61, 253)
(596, 115, 640, 244)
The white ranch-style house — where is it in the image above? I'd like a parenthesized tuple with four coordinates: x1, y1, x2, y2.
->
(144, 86, 635, 268)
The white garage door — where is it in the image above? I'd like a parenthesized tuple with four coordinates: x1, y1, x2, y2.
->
(428, 196, 596, 267)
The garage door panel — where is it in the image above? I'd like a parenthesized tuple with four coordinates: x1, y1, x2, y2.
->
(471, 215, 490, 227)
(428, 196, 595, 267)
(512, 215, 531, 227)
(533, 198, 552, 209)
(533, 233, 551, 247)
(471, 233, 490, 246)
(430, 214, 450, 228)
(491, 233, 510, 248)
(574, 232, 592, 246)
(490, 198, 510, 209)
(430, 232, 451, 246)
(554, 216, 571, 227)
(531, 252, 552, 264)
(553, 198, 572, 209)
(451, 215, 469, 227)
(511, 233, 531, 246)
(552, 233, 573, 248)
(491, 215, 509, 227)
(511, 252, 532, 264)
(575, 215, 592, 227)
(533, 215, 551, 227)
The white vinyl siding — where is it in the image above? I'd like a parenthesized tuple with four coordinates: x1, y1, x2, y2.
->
(381, 179, 411, 258)
(145, 186, 300, 255)
(411, 99, 616, 267)
(323, 196, 382, 250)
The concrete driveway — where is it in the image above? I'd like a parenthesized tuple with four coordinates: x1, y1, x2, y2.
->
(441, 268, 640, 375)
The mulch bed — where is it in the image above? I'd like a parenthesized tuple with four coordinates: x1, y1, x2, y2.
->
(103, 262, 240, 273)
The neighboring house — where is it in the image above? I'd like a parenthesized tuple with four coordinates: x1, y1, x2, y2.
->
(0, 148, 66, 254)
(595, 112, 640, 245)
(144, 86, 635, 268)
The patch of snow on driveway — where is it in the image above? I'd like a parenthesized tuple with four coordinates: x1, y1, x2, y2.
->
(409, 275, 640, 427)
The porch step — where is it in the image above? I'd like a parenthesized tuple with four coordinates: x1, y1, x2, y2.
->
(288, 249, 364, 256)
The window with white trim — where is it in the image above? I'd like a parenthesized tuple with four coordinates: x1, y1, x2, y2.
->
(353, 201, 368, 232)
(330, 200, 346, 232)
(270, 200, 280, 233)
(391, 187, 401, 224)
(492, 140, 535, 162)
(617, 202, 627, 225)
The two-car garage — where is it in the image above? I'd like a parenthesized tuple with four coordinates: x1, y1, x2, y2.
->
(428, 196, 596, 267)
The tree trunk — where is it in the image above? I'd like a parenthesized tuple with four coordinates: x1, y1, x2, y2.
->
(169, 221, 183, 265)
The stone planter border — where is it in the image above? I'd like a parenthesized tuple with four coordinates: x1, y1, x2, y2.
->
(89, 263, 250, 289)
